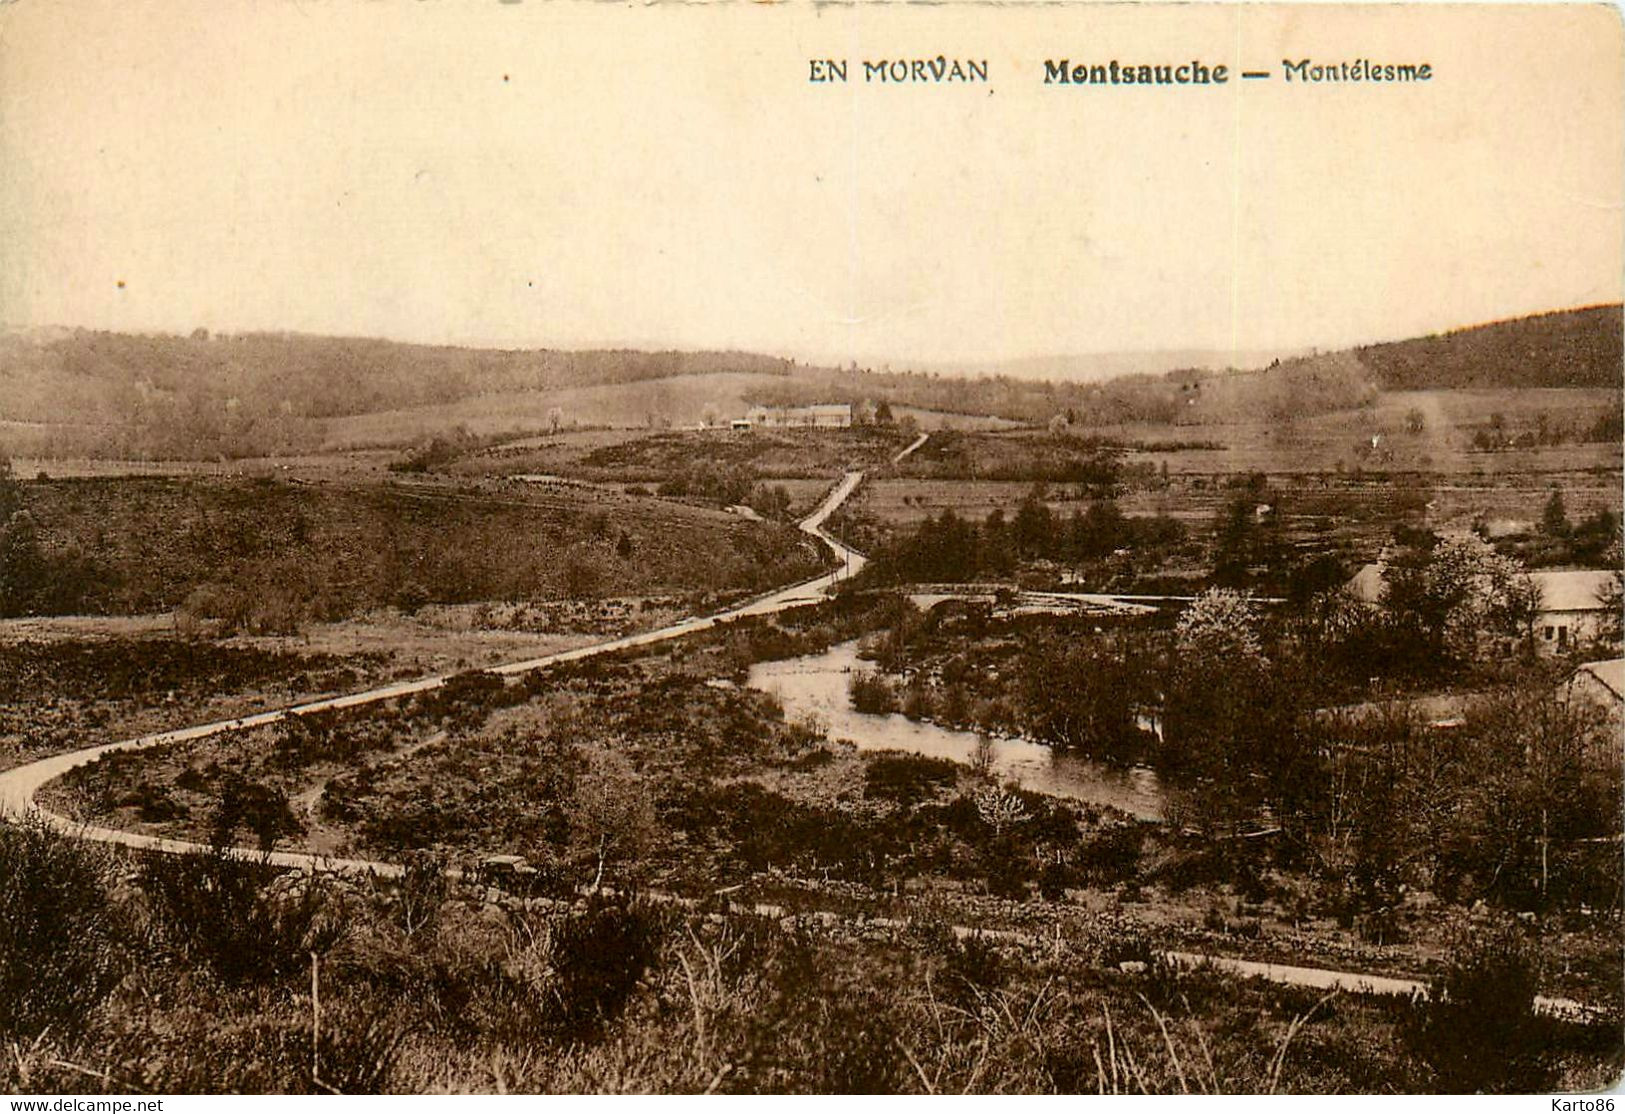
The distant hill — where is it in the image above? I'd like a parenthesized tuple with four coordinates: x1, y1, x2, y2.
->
(914, 347, 1310, 383)
(1358, 304, 1622, 390)
(758, 305, 1623, 427)
(0, 330, 795, 458)
(2, 305, 1617, 459)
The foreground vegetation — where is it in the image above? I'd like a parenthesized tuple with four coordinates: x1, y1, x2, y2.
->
(36, 589, 1624, 1086)
(2, 813, 1617, 1095)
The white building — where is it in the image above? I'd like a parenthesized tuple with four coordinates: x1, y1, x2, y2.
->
(743, 403, 852, 429)
(1529, 570, 1619, 653)
(1343, 563, 1619, 655)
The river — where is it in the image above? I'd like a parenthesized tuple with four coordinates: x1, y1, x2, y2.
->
(746, 641, 1165, 820)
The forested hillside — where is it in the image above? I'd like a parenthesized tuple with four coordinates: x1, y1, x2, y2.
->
(1358, 304, 1622, 390)
(0, 330, 793, 459)
(746, 305, 1623, 426)
(3, 304, 1617, 459)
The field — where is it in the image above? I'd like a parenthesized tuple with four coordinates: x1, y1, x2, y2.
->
(30, 599, 1624, 1095)
(321, 373, 788, 450)
(837, 409, 1621, 580)
(456, 425, 914, 483)
(14, 472, 828, 623)
(0, 633, 396, 775)
(2, 307, 1622, 1096)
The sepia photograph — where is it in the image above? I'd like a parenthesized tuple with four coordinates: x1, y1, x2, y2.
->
(0, 0, 1621, 1097)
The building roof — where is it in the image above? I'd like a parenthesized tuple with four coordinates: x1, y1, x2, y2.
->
(1531, 569, 1618, 613)
(746, 402, 851, 416)
(1573, 658, 1625, 702)
(1345, 562, 1386, 604)
(1344, 563, 1619, 613)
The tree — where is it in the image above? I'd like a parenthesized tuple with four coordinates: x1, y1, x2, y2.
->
(1540, 488, 1569, 538)
(1455, 688, 1620, 910)
(1070, 500, 1125, 562)
(1382, 534, 1539, 662)
(570, 749, 659, 891)
(1163, 589, 1319, 845)
(1404, 407, 1427, 435)
(1175, 588, 1264, 665)
(548, 406, 564, 434)
(979, 509, 1013, 576)
(0, 455, 21, 522)
(1212, 495, 1275, 587)
(1595, 534, 1623, 647)
(874, 399, 895, 425)
(1021, 636, 1145, 761)
(1012, 484, 1055, 558)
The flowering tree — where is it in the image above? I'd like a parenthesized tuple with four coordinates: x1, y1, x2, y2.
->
(1383, 534, 1540, 659)
(1175, 587, 1265, 665)
(1165, 588, 1307, 835)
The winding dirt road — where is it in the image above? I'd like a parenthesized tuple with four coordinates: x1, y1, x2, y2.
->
(0, 444, 1607, 1024)
(0, 468, 869, 863)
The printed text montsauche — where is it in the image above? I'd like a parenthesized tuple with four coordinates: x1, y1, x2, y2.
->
(806, 57, 1434, 85)
(1043, 58, 1432, 84)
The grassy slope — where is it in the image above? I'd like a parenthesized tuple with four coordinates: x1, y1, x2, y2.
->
(6, 304, 1617, 461)
(321, 372, 795, 449)
(0, 331, 799, 458)
(23, 475, 827, 616)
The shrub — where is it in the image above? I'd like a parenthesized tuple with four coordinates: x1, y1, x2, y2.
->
(848, 671, 897, 715)
(1409, 923, 1548, 1092)
(863, 753, 958, 807)
(136, 849, 330, 986)
(939, 932, 1005, 1008)
(0, 816, 128, 1039)
(211, 773, 302, 851)
(548, 900, 664, 1041)
(1077, 824, 1144, 888)
(394, 580, 431, 614)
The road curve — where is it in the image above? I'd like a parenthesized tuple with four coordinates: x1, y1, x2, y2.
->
(0, 445, 1607, 1025)
(0, 469, 872, 846)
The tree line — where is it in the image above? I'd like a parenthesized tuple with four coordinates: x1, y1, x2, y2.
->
(861, 488, 1187, 584)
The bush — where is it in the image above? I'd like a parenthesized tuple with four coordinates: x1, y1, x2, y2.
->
(0, 816, 128, 1039)
(863, 753, 958, 807)
(394, 580, 431, 614)
(939, 932, 1005, 1008)
(1409, 923, 1549, 1092)
(212, 774, 302, 851)
(548, 900, 664, 1041)
(1077, 824, 1144, 888)
(848, 671, 897, 715)
(137, 849, 331, 986)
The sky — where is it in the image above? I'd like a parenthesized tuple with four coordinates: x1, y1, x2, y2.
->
(0, 0, 1620, 370)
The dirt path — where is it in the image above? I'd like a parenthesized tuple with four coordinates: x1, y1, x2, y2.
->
(0, 453, 1607, 1025)
(0, 471, 867, 831)
(290, 730, 450, 857)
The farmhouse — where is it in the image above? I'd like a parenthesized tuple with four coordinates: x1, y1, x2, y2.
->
(1343, 562, 1618, 655)
(1563, 658, 1625, 721)
(1529, 569, 1619, 652)
(743, 403, 852, 429)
